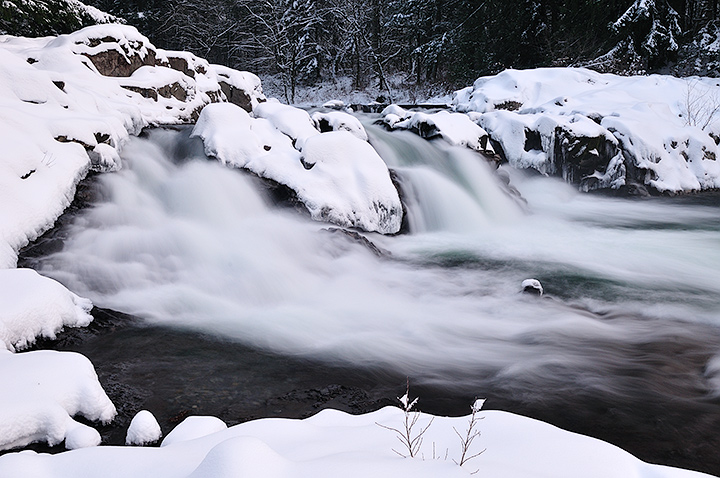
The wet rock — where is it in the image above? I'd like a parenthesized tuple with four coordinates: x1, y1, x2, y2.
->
(522, 278, 543, 296)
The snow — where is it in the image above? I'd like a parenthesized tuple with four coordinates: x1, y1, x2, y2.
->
(0, 24, 264, 268)
(0, 268, 93, 351)
(192, 103, 403, 233)
(311, 110, 368, 141)
(0, 407, 711, 478)
(126, 410, 162, 446)
(0, 346, 116, 451)
(161, 416, 227, 447)
(383, 107, 495, 153)
(453, 67, 720, 192)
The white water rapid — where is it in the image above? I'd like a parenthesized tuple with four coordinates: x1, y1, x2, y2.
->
(35, 125, 720, 400)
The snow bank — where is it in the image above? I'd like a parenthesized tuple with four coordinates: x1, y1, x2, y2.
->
(0, 268, 92, 351)
(192, 103, 403, 234)
(0, 407, 710, 478)
(0, 24, 265, 268)
(0, 347, 116, 451)
(453, 67, 720, 193)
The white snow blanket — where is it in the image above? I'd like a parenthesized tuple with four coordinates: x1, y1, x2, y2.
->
(0, 268, 93, 351)
(453, 67, 720, 192)
(0, 24, 264, 268)
(192, 103, 403, 234)
(0, 407, 711, 478)
(0, 346, 116, 451)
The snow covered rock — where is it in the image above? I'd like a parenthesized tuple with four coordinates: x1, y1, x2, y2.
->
(522, 278, 543, 296)
(0, 24, 265, 268)
(311, 111, 368, 141)
(454, 67, 720, 193)
(381, 105, 494, 154)
(192, 103, 403, 234)
(0, 268, 93, 351)
(126, 410, 162, 446)
(0, 347, 116, 451)
(212, 65, 265, 112)
(0, 407, 711, 477)
(253, 100, 319, 150)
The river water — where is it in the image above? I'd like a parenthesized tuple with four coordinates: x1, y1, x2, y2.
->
(23, 125, 720, 474)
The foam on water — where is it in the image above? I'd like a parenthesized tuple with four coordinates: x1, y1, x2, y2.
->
(35, 127, 720, 398)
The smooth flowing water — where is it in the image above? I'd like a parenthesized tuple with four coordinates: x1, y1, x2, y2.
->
(27, 125, 720, 473)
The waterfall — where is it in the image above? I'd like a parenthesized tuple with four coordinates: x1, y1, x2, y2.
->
(31, 125, 720, 401)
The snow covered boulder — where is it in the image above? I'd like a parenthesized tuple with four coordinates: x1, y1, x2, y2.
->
(381, 106, 494, 154)
(297, 131, 403, 233)
(312, 111, 368, 141)
(69, 25, 158, 78)
(453, 67, 720, 193)
(0, 268, 93, 351)
(211, 65, 265, 113)
(253, 101, 320, 150)
(0, 347, 116, 451)
(193, 104, 403, 234)
(477, 110, 625, 191)
(126, 410, 162, 446)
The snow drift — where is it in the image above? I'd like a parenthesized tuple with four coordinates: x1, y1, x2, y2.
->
(0, 407, 711, 478)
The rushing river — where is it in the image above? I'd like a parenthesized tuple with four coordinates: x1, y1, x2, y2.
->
(25, 124, 720, 474)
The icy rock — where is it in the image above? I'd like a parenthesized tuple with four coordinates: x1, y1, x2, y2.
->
(162, 416, 228, 447)
(126, 410, 162, 446)
(522, 279, 544, 296)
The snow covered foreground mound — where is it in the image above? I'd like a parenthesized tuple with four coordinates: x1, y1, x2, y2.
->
(0, 24, 264, 268)
(0, 346, 116, 451)
(0, 268, 92, 351)
(192, 102, 403, 234)
(453, 68, 720, 193)
(0, 407, 711, 478)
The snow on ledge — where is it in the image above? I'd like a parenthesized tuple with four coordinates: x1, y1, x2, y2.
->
(0, 407, 711, 478)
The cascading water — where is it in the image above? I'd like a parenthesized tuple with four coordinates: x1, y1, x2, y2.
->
(26, 123, 720, 470)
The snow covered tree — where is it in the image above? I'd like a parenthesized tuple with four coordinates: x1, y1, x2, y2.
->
(234, 0, 323, 103)
(611, 0, 682, 69)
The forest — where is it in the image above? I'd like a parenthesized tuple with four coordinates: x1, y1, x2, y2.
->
(3, 0, 720, 102)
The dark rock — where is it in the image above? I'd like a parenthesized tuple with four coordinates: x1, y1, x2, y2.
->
(82, 39, 157, 77)
(218, 80, 252, 112)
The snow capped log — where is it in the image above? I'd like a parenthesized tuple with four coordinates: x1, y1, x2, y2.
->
(454, 67, 720, 194)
